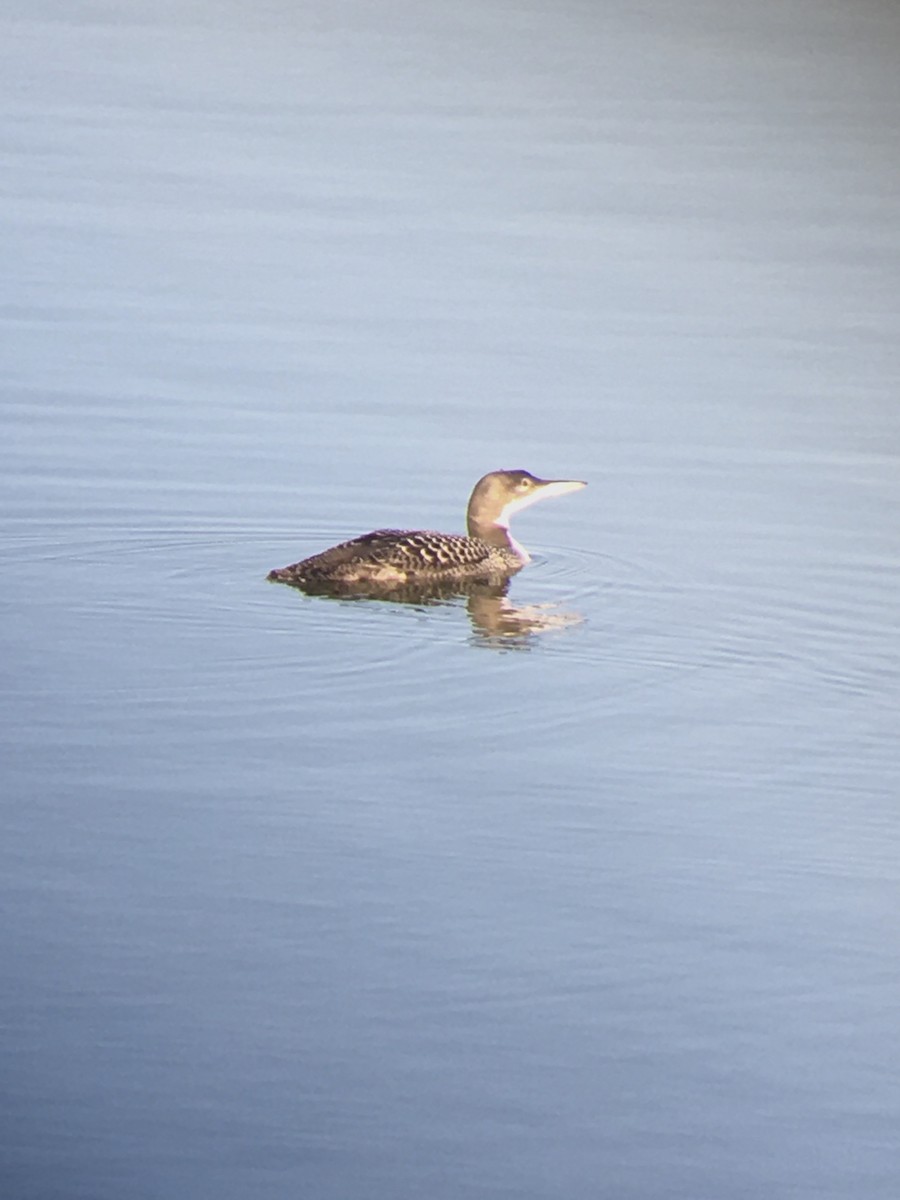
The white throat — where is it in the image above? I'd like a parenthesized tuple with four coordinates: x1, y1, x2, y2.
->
(493, 506, 533, 563)
(506, 531, 531, 563)
(487, 479, 585, 566)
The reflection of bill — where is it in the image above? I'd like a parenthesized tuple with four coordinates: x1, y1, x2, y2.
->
(466, 586, 584, 649)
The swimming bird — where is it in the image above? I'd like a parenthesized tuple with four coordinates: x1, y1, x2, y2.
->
(267, 469, 586, 591)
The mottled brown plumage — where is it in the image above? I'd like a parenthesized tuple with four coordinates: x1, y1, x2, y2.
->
(267, 470, 585, 592)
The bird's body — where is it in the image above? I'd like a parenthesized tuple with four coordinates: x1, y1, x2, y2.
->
(270, 527, 523, 589)
(267, 470, 585, 592)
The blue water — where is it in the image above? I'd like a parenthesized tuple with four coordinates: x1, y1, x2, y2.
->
(2, 2, 899, 1198)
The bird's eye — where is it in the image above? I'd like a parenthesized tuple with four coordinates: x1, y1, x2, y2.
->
(518, 477, 532, 490)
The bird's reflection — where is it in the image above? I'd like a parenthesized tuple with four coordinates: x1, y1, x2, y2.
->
(463, 584, 584, 648)
(275, 577, 584, 648)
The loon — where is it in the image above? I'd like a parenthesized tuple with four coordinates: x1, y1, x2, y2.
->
(267, 470, 586, 590)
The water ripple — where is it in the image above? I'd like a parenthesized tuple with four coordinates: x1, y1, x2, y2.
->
(5, 520, 895, 746)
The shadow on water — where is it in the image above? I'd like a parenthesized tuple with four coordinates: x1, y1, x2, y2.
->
(267, 575, 585, 650)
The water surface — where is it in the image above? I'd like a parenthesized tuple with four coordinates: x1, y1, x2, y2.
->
(2, 2, 899, 1198)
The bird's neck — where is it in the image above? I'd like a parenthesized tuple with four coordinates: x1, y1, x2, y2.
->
(467, 516, 530, 563)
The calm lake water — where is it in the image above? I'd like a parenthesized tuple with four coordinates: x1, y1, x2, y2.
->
(2, 2, 899, 1197)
